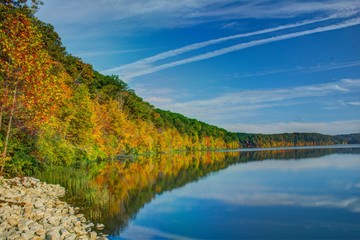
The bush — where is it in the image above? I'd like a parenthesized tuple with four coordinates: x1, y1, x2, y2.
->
(4, 151, 43, 177)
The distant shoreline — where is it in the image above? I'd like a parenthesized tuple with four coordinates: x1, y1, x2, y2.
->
(220, 143, 360, 152)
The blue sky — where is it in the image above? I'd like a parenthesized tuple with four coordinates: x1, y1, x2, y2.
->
(36, 0, 360, 135)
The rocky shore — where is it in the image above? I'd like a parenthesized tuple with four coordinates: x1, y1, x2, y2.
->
(0, 176, 107, 240)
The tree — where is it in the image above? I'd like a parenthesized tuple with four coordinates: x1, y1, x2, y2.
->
(0, 6, 66, 171)
(0, 0, 43, 14)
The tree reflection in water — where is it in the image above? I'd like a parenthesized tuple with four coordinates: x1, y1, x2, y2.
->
(36, 146, 360, 235)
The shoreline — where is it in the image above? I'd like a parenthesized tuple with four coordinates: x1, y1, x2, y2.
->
(0, 176, 107, 240)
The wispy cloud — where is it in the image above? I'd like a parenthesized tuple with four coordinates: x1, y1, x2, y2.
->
(104, 14, 349, 78)
(145, 96, 174, 104)
(105, 17, 360, 80)
(323, 99, 360, 110)
(37, 0, 360, 27)
(348, 101, 360, 106)
(191, 0, 360, 20)
(75, 48, 153, 58)
(223, 60, 360, 79)
(161, 79, 360, 113)
(147, 79, 360, 134)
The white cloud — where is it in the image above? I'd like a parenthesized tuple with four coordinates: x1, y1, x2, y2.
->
(161, 79, 360, 114)
(348, 101, 360, 106)
(145, 96, 174, 104)
(227, 154, 360, 171)
(144, 79, 360, 135)
(178, 190, 360, 213)
(105, 17, 360, 80)
(120, 224, 199, 240)
(223, 120, 360, 135)
(170, 154, 360, 213)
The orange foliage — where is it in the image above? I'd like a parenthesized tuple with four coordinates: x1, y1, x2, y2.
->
(0, 9, 69, 131)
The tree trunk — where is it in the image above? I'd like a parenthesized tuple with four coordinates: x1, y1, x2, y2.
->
(2, 85, 17, 158)
(0, 106, 2, 131)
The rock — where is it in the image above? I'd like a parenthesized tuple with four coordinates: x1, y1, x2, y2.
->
(23, 210, 32, 218)
(34, 201, 44, 209)
(48, 216, 61, 226)
(31, 210, 44, 221)
(20, 232, 34, 239)
(69, 208, 75, 215)
(89, 231, 97, 240)
(96, 223, 105, 230)
(18, 223, 29, 232)
(24, 219, 35, 227)
(78, 236, 90, 240)
(46, 229, 61, 240)
(35, 228, 46, 236)
(84, 222, 94, 230)
(61, 208, 69, 214)
(23, 203, 33, 210)
(64, 235, 77, 240)
(1, 210, 10, 220)
(0, 177, 108, 240)
(32, 237, 43, 240)
(7, 216, 19, 227)
(74, 225, 82, 234)
(7, 232, 21, 240)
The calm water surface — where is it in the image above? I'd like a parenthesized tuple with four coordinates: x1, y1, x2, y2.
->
(37, 145, 360, 239)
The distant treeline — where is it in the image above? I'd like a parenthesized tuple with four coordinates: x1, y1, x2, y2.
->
(0, 2, 359, 176)
(154, 109, 360, 148)
(237, 132, 360, 148)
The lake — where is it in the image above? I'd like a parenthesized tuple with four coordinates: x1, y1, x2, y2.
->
(37, 145, 360, 239)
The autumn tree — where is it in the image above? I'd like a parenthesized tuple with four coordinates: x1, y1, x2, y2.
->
(0, 0, 43, 14)
(0, 6, 66, 171)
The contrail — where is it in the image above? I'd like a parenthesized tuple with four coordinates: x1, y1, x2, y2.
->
(119, 17, 360, 80)
(102, 11, 356, 79)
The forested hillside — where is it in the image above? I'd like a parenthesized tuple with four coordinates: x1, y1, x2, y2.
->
(0, 2, 240, 175)
(0, 2, 358, 176)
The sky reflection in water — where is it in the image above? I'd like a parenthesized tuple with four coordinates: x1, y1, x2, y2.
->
(117, 151, 360, 239)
